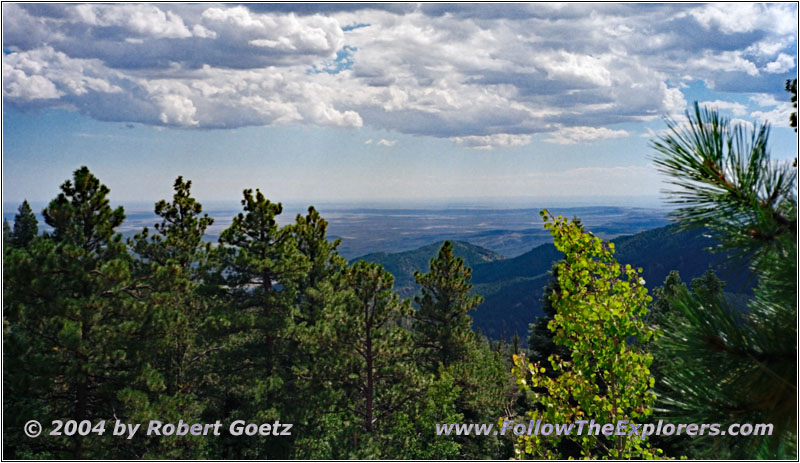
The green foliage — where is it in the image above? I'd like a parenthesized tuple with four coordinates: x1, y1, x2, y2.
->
(689, 268, 724, 303)
(4, 166, 144, 458)
(651, 102, 796, 268)
(14, 163, 781, 459)
(12, 200, 38, 248)
(649, 270, 687, 318)
(414, 241, 484, 368)
(3, 219, 12, 249)
(208, 188, 310, 458)
(123, 177, 221, 458)
(787, 78, 797, 132)
(527, 263, 570, 370)
(412, 241, 515, 458)
(316, 261, 420, 456)
(512, 211, 661, 459)
(650, 102, 797, 459)
(356, 240, 504, 296)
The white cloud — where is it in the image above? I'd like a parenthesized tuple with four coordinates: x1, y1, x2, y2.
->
(749, 93, 782, 108)
(364, 139, 373, 144)
(156, 94, 198, 127)
(746, 93, 794, 127)
(543, 127, 630, 145)
(452, 134, 532, 150)
(699, 100, 747, 116)
(765, 53, 796, 74)
(2, 47, 122, 100)
(201, 6, 343, 55)
(1, 3, 796, 140)
(750, 106, 793, 128)
(376, 139, 396, 147)
(688, 51, 759, 77)
(730, 118, 755, 131)
(689, 3, 797, 36)
(2, 62, 62, 99)
(74, 4, 194, 39)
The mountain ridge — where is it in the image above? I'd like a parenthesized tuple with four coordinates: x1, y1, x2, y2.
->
(355, 224, 752, 342)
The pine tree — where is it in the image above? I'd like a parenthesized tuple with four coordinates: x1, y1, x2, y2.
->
(289, 206, 348, 324)
(209, 188, 309, 459)
(282, 206, 351, 458)
(651, 102, 797, 458)
(412, 241, 513, 459)
(689, 268, 724, 304)
(3, 219, 12, 249)
(12, 200, 38, 247)
(124, 177, 219, 458)
(325, 261, 420, 457)
(413, 241, 483, 369)
(4, 167, 144, 458)
(650, 270, 686, 317)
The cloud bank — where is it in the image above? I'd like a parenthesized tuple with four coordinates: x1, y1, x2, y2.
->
(2, 3, 797, 148)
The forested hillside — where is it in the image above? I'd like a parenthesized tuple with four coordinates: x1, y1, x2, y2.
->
(357, 224, 753, 341)
(352, 241, 504, 295)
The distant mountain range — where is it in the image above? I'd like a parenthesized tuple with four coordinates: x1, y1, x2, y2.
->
(354, 224, 752, 342)
(353, 240, 505, 291)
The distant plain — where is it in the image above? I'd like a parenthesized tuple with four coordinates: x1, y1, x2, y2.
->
(4, 202, 670, 259)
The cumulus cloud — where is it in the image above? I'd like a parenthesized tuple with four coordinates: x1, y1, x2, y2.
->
(699, 100, 748, 116)
(376, 139, 397, 147)
(73, 4, 195, 39)
(688, 51, 760, 77)
(2, 63, 62, 100)
(544, 127, 630, 145)
(688, 3, 797, 36)
(765, 53, 796, 74)
(748, 93, 794, 127)
(1, 3, 797, 141)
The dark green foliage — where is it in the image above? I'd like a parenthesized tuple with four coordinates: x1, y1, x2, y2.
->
(652, 103, 796, 268)
(42, 167, 126, 248)
(311, 261, 421, 457)
(7, 155, 787, 459)
(354, 240, 503, 296)
(526, 263, 570, 371)
(125, 177, 220, 458)
(209, 188, 309, 459)
(414, 241, 483, 368)
(689, 268, 724, 303)
(649, 270, 687, 321)
(3, 219, 12, 249)
(787, 78, 797, 132)
(412, 241, 514, 459)
(651, 103, 797, 458)
(11, 200, 38, 248)
(4, 167, 143, 458)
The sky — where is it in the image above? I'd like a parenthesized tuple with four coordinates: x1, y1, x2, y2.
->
(2, 3, 798, 206)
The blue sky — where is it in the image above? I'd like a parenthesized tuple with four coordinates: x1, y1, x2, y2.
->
(2, 3, 797, 205)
